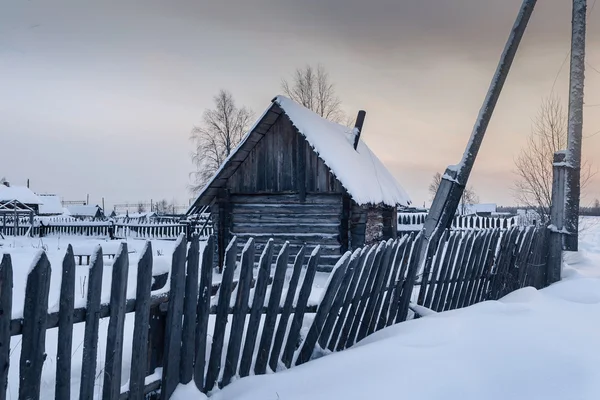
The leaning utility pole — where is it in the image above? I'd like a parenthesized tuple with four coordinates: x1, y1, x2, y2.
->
(564, 0, 587, 251)
(422, 0, 538, 248)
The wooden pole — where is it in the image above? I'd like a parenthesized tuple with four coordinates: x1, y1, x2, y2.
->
(564, 0, 587, 251)
(422, 0, 537, 249)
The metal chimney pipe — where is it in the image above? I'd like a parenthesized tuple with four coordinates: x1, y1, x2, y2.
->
(353, 110, 367, 150)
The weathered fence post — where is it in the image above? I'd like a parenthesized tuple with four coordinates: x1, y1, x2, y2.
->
(0, 255, 12, 400)
(193, 235, 213, 390)
(548, 151, 567, 285)
(180, 235, 200, 385)
(19, 252, 51, 400)
(55, 245, 76, 400)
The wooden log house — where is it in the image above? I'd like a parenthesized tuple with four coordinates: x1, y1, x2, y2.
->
(187, 96, 411, 269)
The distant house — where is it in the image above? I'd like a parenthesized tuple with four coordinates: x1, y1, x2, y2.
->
(187, 96, 411, 268)
(66, 205, 104, 220)
(37, 194, 64, 216)
(460, 203, 497, 217)
(0, 181, 43, 213)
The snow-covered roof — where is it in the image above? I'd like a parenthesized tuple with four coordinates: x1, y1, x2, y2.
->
(67, 205, 102, 217)
(188, 96, 410, 213)
(37, 194, 63, 215)
(461, 203, 497, 216)
(0, 185, 43, 205)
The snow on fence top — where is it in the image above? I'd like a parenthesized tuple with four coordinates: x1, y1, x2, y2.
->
(188, 96, 410, 213)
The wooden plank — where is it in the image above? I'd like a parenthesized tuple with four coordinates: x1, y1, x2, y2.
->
(473, 230, 502, 304)
(439, 232, 471, 311)
(129, 242, 153, 400)
(254, 242, 290, 375)
(102, 243, 130, 400)
(431, 232, 461, 312)
(385, 236, 414, 327)
(296, 253, 351, 365)
(516, 228, 536, 287)
(0, 255, 12, 400)
(336, 246, 376, 351)
(281, 246, 320, 368)
(417, 230, 443, 305)
(194, 235, 214, 390)
(79, 247, 104, 400)
(221, 238, 255, 387)
(320, 249, 362, 350)
(268, 247, 305, 372)
(489, 228, 521, 300)
(462, 231, 494, 307)
(423, 231, 450, 309)
(456, 232, 486, 309)
(18, 252, 51, 400)
(205, 237, 237, 392)
(349, 241, 386, 346)
(161, 237, 187, 399)
(376, 238, 409, 331)
(395, 235, 423, 323)
(239, 240, 273, 377)
(180, 235, 200, 385)
(55, 245, 76, 400)
(361, 241, 395, 339)
(447, 232, 477, 311)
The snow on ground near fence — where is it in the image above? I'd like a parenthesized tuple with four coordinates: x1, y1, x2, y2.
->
(206, 217, 600, 400)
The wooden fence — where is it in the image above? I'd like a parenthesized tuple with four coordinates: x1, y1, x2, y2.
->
(398, 212, 522, 232)
(0, 219, 213, 240)
(0, 225, 549, 399)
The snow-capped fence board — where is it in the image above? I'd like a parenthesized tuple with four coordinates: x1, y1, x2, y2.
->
(204, 237, 237, 392)
(268, 246, 305, 372)
(192, 235, 212, 389)
(80, 247, 104, 400)
(0, 255, 12, 400)
(19, 252, 51, 400)
(221, 238, 255, 387)
(239, 240, 273, 378)
(55, 245, 76, 400)
(128, 242, 153, 400)
(180, 236, 200, 386)
(254, 242, 289, 375)
(281, 246, 320, 368)
(160, 237, 187, 400)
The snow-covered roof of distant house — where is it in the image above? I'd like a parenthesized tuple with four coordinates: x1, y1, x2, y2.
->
(67, 205, 102, 217)
(187, 96, 411, 213)
(0, 185, 43, 205)
(37, 194, 63, 215)
(461, 203, 497, 215)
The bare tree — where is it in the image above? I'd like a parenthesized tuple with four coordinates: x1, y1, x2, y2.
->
(155, 199, 169, 214)
(281, 64, 344, 123)
(137, 202, 146, 214)
(429, 172, 479, 215)
(190, 90, 253, 192)
(513, 96, 594, 222)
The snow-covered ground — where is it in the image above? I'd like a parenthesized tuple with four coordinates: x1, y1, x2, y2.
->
(197, 217, 600, 400)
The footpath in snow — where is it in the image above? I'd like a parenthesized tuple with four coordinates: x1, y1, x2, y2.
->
(190, 218, 600, 400)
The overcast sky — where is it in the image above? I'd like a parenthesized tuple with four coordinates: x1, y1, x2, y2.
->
(2, 0, 600, 209)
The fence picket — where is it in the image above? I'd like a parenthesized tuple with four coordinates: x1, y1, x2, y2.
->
(295, 253, 351, 366)
(180, 235, 200, 385)
(205, 237, 237, 392)
(442, 232, 472, 311)
(281, 246, 320, 368)
(455, 232, 485, 309)
(161, 236, 187, 399)
(463, 231, 494, 307)
(337, 246, 376, 351)
(19, 252, 51, 400)
(430, 232, 459, 312)
(448, 232, 477, 310)
(56, 245, 76, 400)
(362, 241, 395, 339)
(320, 249, 361, 350)
(102, 243, 130, 400)
(473, 231, 501, 304)
(254, 242, 290, 375)
(129, 242, 153, 400)
(239, 240, 273, 377)
(395, 235, 423, 323)
(221, 238, 255, 387)
(0, 255, 12, 400)
(268, 246, 305, 372)
(377, 238, 409, 330)
(385, 237, 413, 327)
(80, 247, 104, 400)
(194, 235, 214, 390)
(420, 230, 448, 308)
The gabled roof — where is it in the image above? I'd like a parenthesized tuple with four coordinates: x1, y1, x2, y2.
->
(0, 185, 43, 205)
(37, 194, 63, 215)
(188, 96, 410, 214)
(66, 205, 102, 217)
